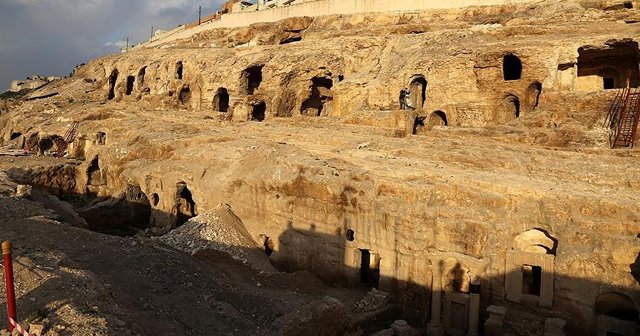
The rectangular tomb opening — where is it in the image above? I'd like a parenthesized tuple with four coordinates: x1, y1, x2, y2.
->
(577, 40, 640, 90)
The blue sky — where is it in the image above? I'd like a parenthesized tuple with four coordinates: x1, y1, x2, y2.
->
(0, 0, 226, 90)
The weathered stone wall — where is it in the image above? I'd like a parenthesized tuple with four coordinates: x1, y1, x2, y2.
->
(107, 126, 639, 333)
(217, 0, 537, 28)
(87, 31, 635, 131)
(144, 0, 540, 47)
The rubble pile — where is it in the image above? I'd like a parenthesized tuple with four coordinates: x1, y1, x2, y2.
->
(352, 288, 390, 312)
(159, 203, 276, 273)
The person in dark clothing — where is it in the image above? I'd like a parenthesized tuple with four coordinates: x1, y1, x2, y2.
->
(399, 88, 409, 109)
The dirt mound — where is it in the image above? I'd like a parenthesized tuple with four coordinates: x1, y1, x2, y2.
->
(159, 203, 276, 274)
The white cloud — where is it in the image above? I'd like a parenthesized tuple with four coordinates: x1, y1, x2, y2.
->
(104, 40, 128, 49)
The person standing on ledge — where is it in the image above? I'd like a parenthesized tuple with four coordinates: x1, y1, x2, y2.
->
(399, 88, 409, 109)
(405, 89, 415, 110)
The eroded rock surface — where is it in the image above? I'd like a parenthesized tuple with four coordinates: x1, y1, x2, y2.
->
(1, 0, 640, 335)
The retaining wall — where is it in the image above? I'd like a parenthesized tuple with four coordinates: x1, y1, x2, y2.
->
(145, 0, 534, 47)
(215, 0, 533, 28)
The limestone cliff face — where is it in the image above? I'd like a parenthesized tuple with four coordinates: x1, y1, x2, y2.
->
(75, 4, 640, 133)
(1, 1, 640, 334)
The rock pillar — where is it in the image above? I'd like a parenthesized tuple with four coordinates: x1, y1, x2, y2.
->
(427, 258, 443, 336)
(484, 305, 507, 336)
(391, 320, 411, 336)
(544, 318, 566, 336)
(467, 280, 481, 336)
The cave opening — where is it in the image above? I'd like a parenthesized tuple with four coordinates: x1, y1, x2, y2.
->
(604, 77, 616, 89)
(503, 54, 523, 81)
(175, 183, 196, 227)
(577, 41, 640, 90)
(300, 76, 333, 116)
(179, 85, 191, 106)
(108, 69, 119, 100)
(429, 110, 448, 128)
(87, 156, 103, 187)
(38, 138, 53, 152)
(595, 292, 640, 335)
(596, 293, 640, 321)
(521, 265, 542, 296)
(241, 65, 264, 95)
(413, 116, 426, 135)
(137, 66, 147, 90)
(76, 184, 152, 237)
(525, 82, 543, 111)
(359, 249, 380, 289)
(251, 101, 266, 122)
(96, 132, 107, 146)
(126, 76, 135, 95)
(346, 229, 355, 242)
(213, 87, 230, 112)
(176, 61, 184, 80)
(36, 135, 66, 156)
(504, 95, 521, 119)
